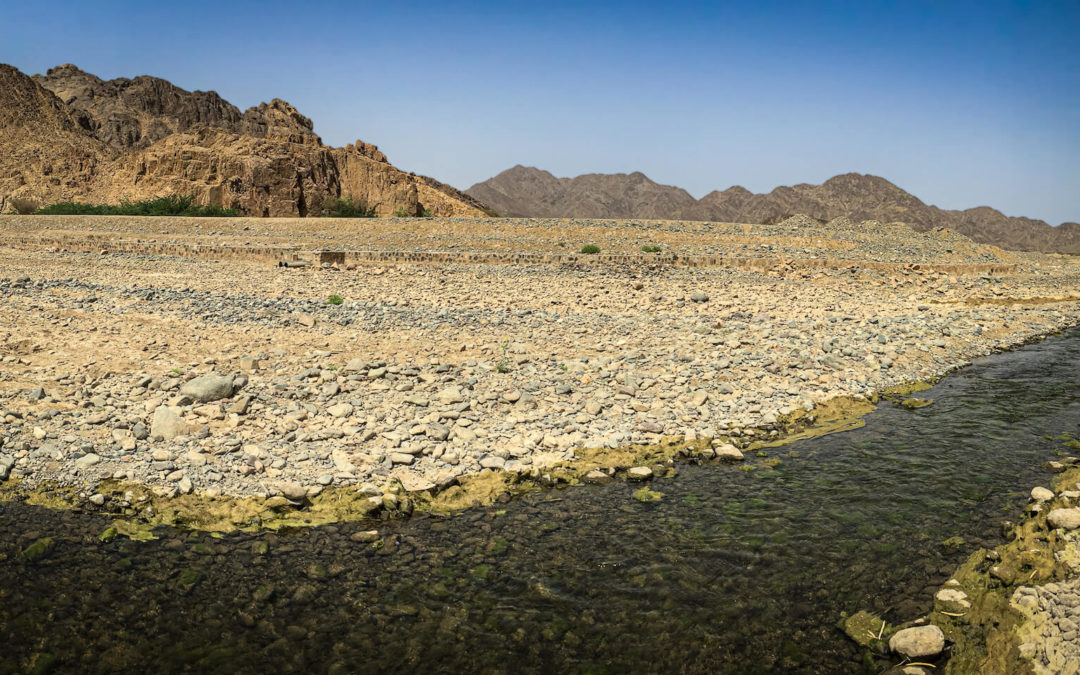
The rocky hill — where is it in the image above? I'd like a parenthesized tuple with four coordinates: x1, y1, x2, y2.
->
(0, 63, 488, 217)
(469, 166, 1080, 254)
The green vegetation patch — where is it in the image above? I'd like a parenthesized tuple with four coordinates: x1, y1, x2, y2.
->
(580, 244, 601, 254)
(35, 195, 240, 217)
(322, 196, 377, 218)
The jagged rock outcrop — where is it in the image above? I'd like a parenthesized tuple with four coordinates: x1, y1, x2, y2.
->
(0, 64, 110, 213)
(468, 166, 1080, 254)
(0, 63, 487, 218)
(33, 63, 243, 151)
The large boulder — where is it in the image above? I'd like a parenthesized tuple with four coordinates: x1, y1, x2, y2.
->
(888, 625, 945, 660)
(180, 374, 234, 402)
(1047, 508, 1080, 530)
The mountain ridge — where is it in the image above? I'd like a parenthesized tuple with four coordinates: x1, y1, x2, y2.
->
(468, 166, 1080, 254)
(0, 63, 488, 218)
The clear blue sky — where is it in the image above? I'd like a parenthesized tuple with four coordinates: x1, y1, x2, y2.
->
(6, 0, 1079, 224)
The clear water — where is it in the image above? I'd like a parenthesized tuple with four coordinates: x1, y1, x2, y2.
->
(3, 329, 1079, 674)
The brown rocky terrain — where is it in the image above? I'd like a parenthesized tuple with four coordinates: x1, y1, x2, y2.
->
(469, 166, 1080, 254)
(0, 63, 488, 217)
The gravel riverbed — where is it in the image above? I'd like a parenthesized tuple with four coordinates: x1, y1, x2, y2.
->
(1, 215, 1079, 508)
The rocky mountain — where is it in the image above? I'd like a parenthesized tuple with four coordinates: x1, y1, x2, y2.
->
(0, 63, 488, 217)
(469, 166, 1080, 254)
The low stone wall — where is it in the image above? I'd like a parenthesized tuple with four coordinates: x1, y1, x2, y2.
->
(1, 234, 1020, 276)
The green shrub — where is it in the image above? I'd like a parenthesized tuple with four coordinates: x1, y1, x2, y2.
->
(327, 294, 344, 305)
(35, 195, 240, 217)
(641, 245, 662, 253)
(392, 206, 414, 218)
(580, 244, 600, 254)
(323, 197, 376, 218)
(422, 208, 434, 217)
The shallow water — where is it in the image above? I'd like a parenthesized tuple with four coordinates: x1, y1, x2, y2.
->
(3, 329, 1080, 674)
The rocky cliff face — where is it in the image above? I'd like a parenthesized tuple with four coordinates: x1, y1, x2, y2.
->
(1, 63, 487, 217)
(468, 166, 1080, 254)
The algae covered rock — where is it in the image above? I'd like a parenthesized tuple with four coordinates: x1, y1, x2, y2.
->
(20, 537, 54, 561)
(842, 609, 888, 647)
(934, 587, 972, 613)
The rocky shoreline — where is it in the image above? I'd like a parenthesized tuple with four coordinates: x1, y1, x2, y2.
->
(844, 465, 1080, 674)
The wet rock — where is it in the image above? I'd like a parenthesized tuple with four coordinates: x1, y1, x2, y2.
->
(934, 587, 972, 612)
(180, 374, 234, 402)
(888, 625, 945, 659)
(714, 444, 744, 461)
(583, 469, 613, 485)
(627, 466, 653, 481)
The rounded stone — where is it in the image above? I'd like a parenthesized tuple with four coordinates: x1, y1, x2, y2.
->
(1031, 486, 1055, 502)
(1047, 508, 1080, 530)
(888, 625, 945, 659)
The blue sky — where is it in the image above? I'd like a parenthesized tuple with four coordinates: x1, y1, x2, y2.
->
(6, 0, 1079, 224)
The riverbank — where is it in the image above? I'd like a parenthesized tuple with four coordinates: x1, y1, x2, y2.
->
(1, 215, 1079, 526)
(6, 319, 1080, 674)
(846, 464, 1080, 674)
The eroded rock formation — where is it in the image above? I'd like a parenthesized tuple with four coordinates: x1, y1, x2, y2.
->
(0, 63, 487, 217)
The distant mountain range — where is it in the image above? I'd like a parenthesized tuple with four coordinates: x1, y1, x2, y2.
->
(0, 63, 487, 217)
(468, 166, 1080, 254)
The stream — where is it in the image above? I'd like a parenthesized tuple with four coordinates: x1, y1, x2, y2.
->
(3, 328, 1080, 674)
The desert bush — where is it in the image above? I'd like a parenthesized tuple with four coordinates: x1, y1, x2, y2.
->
(580, 244, 601, 254)
(322, 197, 376, 218)
(35, 195, 240, 217)
(327, 294, 344, 305)
(641, 245, 662, 253)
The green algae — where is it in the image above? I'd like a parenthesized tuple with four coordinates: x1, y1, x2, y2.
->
(632, 487, 664, 503)
(20, 537, 54, 561)
(934, 466, 1080, 674)
(899, 397, 933, 409)
(841, 609, 888, 648)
